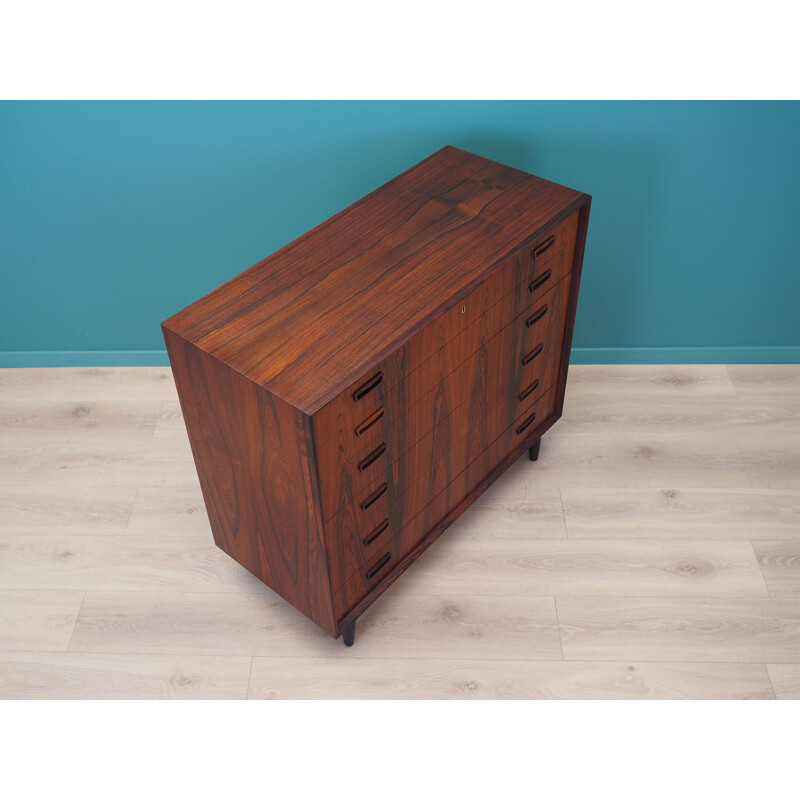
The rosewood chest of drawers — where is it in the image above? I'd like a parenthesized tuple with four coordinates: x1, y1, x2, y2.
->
(162, 146, 590, 646)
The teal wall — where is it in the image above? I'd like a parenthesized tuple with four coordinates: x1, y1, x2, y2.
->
(1, 101, 798, 366)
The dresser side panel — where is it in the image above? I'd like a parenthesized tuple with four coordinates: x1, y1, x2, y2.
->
(553, 195, 592, 417)
(162, 327, 336, 636)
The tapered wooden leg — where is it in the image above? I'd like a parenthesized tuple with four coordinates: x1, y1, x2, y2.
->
(342, 621, 356, 647)
(528, 438, 541, 462)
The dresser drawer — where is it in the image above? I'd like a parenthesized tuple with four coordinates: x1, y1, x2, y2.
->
(509, 269, 573, 408)
(314, 295, 504, 519)
(325, 376, 556, 588)
(316, 271, 572, 521)
(394, 387, 558, 559)
(516, 210, 579, 299)
(333, 387, 558, 618)
(312, 210, 580, 450)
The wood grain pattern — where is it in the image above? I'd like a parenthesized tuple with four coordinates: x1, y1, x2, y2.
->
(247, 658, 774, 700)
(162, 148, 589, 640)
(0, 366, 178, 402)
(334, 396, 563, 629)
(163, 146, 586, 413)
(753, 541, 800, 596)
(311, 210, 578, 447)
(0, 486, 136, 535)
(395, 539, 768, 597)
(558, 597, 800, 662)
(0, 652, 252, 700)
(0, 401, 161, 446)
(163, 328, 337, 636)
(738, 431, 800, 489)
(126, 486, 211, 537)
(0, 364, 797, 698)
(314, 271, 571, 521)
(766, 663, 800, 699)
(0, 440, 198, 488)
(0, 534, 269, 593)
(561, 488, 800, 540)
(726, 364, 800, 398)
(563, 364, 739, 399)
(0, 589, 85, 652)
(331, 390, 558, 609)
(324, 381, 557, 589)
(526, 430, 753, 489)
(68, 590, 562, 661)
(448, 490, 567, 540)
(560, 396, 800, 436)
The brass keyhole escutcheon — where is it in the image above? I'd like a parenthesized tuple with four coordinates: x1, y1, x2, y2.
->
(461, 305, 466, 314)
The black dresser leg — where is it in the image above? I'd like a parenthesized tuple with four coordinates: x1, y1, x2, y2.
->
(528, 438, 541, 462)
(342, 621, 356, 647)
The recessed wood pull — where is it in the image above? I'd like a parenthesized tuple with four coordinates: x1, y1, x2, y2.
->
(521, 343, 544, 366)
(358, 443, 387, 472)
(352, 371, 383, 402)
(363, 519, 390, 546)
(360, 483, 387, 511)
(529, 269, 552, 294)
(365, 553, 391, 579)
(518, 379, 540, 402)
(516, 412, 537, 435)
(355, 407, 385, 437)
(533, 236, 555, 259)
(526, 305, 549, 328)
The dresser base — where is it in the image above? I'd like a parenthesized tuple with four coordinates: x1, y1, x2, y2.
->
(528, 438, 542, 462)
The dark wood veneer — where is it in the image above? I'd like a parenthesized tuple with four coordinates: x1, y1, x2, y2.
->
(163, 146, 590, 643)
(316, 271, 573, 524)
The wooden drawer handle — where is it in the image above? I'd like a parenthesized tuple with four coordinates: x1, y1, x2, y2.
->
(533, 236, 555, 259)
(518, 378, 540, 402)
(355, 407, 385, 437)
(521, 343, 544, 366)
(516, 411, 537, 435)
(352, 371, 383, 402)
(358, 443, 387, 472)
(526, 304, 549, 327)
(363, 519, 390, 546)
(360, 483, 387, 511)
(529, 269, 552, 294)
(365, 553, 392, 580)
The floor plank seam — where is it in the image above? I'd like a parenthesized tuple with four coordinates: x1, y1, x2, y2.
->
(3, 365, 798, 698)
(724, 365, 742, 400)
(10, 590, 791, 599)
(245, 656, 254, 700)
(123, 486, 140, 535)
(748, 538, 774, 596)
(763, 664, 778, 699)
(557, 486, 570, 539)
(29, 652, 798, 665)
(552, 596, 565, 660)
(64, 590, 86, 653)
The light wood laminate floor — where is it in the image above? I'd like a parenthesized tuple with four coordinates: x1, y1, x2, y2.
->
(0, 364, 798, 699)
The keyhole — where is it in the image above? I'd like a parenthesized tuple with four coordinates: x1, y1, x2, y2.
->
(461, 305, 466, 314)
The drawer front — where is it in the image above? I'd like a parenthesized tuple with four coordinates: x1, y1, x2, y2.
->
(500, 269, 573, 427)
(397, 389, 559, 558)
(333, 388, 558, 619)
(515, 210, 578, 301)
(314, 294, 502, 521)
(316, 271, 570, 521)
(326, 374, 556, 589)
(313, 210, 579, 450)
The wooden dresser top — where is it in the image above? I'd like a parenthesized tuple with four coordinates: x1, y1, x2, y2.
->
(163, 146, 587, 414)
